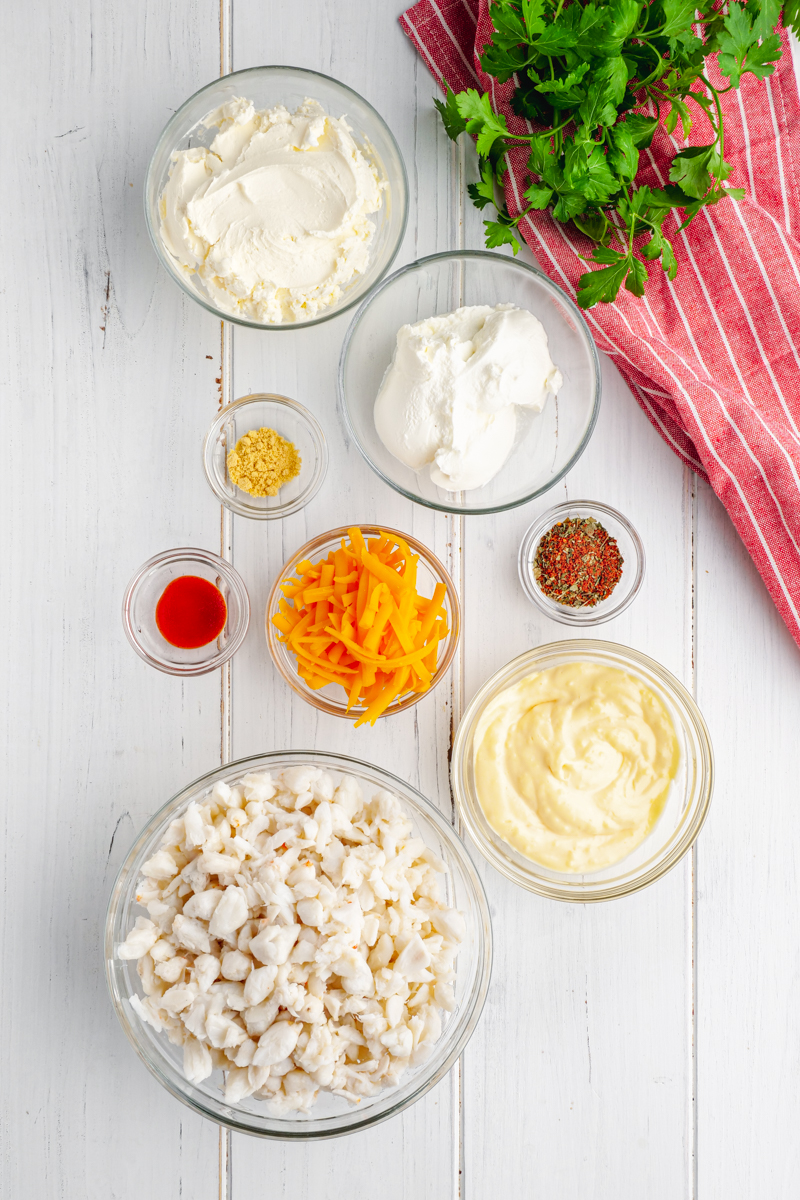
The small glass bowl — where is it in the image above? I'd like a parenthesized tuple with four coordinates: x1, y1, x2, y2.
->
(451, 640, 714, 902)
(105, 751, 493, 1139)
(122, 548, 250, 676)
(519, 500, 645, 626)
(203, 394, 328, 520)
(145, 66, 408, 329)
(338, 250, 601, 514)
(265, 526, 460, 721)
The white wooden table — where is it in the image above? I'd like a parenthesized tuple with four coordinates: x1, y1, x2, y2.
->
(5, 2, 799, 1196)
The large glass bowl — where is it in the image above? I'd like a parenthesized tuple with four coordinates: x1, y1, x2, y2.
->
(451, 641, 713, 901)
(105, 751, 493, 1139)
(265, 526, 461, 722)
(338, 251, 601, 514)
(145, 66, 408, 329)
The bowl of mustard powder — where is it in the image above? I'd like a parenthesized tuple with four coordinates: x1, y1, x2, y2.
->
(203, 393, 328, 520)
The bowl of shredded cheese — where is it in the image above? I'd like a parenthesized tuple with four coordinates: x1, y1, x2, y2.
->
(266, 526, 460, 725)
(203, 394, 328, 520)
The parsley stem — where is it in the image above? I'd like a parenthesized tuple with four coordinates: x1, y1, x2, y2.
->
(699, 74, 725, 173)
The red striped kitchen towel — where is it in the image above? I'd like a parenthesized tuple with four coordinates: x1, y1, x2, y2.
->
(401, 0, 800, 651)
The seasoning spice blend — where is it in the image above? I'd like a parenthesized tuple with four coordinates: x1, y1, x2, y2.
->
(227, 426, 301, 497)
(533, 517, 623, 608)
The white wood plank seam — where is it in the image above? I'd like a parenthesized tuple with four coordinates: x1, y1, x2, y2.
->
(452, 132, 466, 1200)
(219, 3, 233, 1198)
(688, 469, 698, 1200)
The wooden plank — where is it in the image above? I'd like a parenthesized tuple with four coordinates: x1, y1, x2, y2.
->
(695, 481, 800, 1198)
(226, 2, 461, 1194)
(0, 1, 226, 1195)
(459, 187, 694, 1195)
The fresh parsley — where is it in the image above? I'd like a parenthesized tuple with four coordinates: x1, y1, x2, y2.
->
(436, 0, 796, 306)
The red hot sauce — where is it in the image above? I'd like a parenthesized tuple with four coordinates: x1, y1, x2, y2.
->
(156, 575, 227, 649)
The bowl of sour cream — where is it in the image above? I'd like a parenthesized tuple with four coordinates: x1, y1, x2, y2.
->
(338, 250, 601, 514)
(145, 66, 408, 329)
(451, 640, 713, 901)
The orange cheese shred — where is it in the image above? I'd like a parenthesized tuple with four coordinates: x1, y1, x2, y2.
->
(272, 529, 450, 726)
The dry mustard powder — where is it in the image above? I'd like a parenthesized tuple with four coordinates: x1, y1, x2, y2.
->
(227, 427, 301, 497)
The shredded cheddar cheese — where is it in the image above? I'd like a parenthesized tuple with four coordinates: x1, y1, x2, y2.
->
(272, 528, 449, 727)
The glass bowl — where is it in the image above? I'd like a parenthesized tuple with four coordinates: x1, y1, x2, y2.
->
(105, 750, 493, 1139)
(338, 250, 601, 514)
(145, 66, 408, 330)
(451, 641, 713, 901)
(203, 394, 328, 520)
(122, 548, 250, 676)
(265, 526, 460, 721)
(518, 500, 645, 626)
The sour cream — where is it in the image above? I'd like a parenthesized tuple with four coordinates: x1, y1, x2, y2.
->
(373, 304, 562, 491)
(159, 97, 383, 324)
(473, 663, 679, 873)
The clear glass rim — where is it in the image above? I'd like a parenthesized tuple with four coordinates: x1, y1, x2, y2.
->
(144, 65, 409, 331)
(202, 393, 329, 520)
(337, 249, 602, 515)
(121, 547, 251, 676)
(104, 749, 493, 1139)
(451, 639, 714, 901)
(518, 499, 646, 627)
(265, 525, 461, 719)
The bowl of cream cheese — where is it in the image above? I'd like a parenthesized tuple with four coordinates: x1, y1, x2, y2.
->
(451, 641, 713, 901)
(145, 67, 408, 328)
(338, 251, 601, 514)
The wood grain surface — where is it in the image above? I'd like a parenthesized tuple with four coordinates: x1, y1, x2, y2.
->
(1, 2, 797, 1198)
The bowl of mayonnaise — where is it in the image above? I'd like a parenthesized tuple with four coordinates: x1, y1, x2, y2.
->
(451, 640, 713, 901)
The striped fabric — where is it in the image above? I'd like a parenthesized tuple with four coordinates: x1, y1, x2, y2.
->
(401, 0, 800, 649)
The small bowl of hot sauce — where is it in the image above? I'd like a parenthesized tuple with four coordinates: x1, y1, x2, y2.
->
(122, 548, 250, 676)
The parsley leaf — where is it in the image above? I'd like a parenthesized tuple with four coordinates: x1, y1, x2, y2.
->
(625, 256, 649, 296)
(575, 3, 613, 57)
(668, 145, 715, 198)
(607, 123, 640, 181)
(534, 62, 590, 109)
(467, 159, 497, 210)
(577, 249, 631, 307)
(520, 0, 546, 40)
(578, 57, 628, 127)
(750, 0, 782, 39)
(662, 0, 700, 37)
(523, 181, 554, 209)
(624, 114, 659, 149)
(484, 219, 520, 253)
(718, 2, 781, 86)
(433, 88, 467, 142)
(533, 7, 580, 55)
(661, 236, 678, 279)
(665, 96, 692, 138)
(455, 89, 510, 157)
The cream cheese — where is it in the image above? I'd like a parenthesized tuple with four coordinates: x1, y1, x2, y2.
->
(159, 97, 383, 324)
(373, 304, 562, 491)
(473, 663, 679, 873)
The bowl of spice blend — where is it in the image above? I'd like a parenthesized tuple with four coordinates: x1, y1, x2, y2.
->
(203, 394, 328, 519)
(518, 500, 645, 626)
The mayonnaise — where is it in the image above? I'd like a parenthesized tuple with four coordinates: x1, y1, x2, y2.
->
(473, 663, 679, 873)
